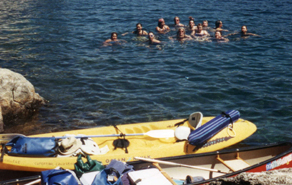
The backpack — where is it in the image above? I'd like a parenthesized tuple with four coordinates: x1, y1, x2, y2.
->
(5, 136, 58, 157)
(41, 168, 81, 185)
(74, 154, 105, 178)
(91, 160, 134, 185)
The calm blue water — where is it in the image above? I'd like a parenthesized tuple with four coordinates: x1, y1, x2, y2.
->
(1, 0, 292, 145)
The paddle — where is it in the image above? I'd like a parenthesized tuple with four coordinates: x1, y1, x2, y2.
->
(134, 157, 227, 174)
(0, 129, 175, 144)
(0, 175, 41, 185)
(55, 129, 175, 139)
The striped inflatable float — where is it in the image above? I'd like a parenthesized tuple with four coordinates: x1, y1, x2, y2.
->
(188, 110, 240, 146)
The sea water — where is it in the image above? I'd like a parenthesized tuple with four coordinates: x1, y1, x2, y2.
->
(0, 0, 292, 146)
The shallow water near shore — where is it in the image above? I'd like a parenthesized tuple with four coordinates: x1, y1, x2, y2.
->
(0, 0, 292, 180)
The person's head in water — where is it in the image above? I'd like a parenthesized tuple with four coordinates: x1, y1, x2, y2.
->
(215, 20, 223, 29)
(174, 16, 180, 25)
(203, 20, 208, 27)
(148, 31, 155, 40)
(158, 18, 165, 28)
(189, 18, 195, 29)
(214, 30, 229, 42)
(177, 28, 185, 38)
(215, 30, 222, 39)
(148, 31, 161, 44)
(197, 23, 203, 32)
(136, 23, 143, 31)
(241, 25, 247, 34)
(111, 32, 118, 41)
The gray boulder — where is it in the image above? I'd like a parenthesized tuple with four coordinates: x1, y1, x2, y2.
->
(209, 168, 292, 185)
(0, 68, 45, 132)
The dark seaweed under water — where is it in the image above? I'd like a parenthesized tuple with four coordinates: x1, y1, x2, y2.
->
(1, 0, 292, 145)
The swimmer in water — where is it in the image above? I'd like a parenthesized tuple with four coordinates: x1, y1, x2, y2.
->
(148, 31, 161, 45)
(174, 16, 184, 27)
(188, 17, 197, 36)
(169, 28, 192, 41)
(202, 20, 211, 30)
(227, 25, 260, 37)
(103, 32, 126, 46)
(122, 23, 148, 36)
(212, 30, 229, 42)
(214, 20, 229, 33)
(156, 18, 170, 34)
(194, 23, 210, 37)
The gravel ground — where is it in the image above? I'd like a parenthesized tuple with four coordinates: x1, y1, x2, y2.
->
(209, 168, 292, 185)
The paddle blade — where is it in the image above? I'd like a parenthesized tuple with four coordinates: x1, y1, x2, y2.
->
(145, 130, 175, 138)
(0, 134, 24, 144)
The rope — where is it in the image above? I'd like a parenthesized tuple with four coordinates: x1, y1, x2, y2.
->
(221, 112, 236, 137)
(227, 124, 236, 137)
(174, 118, 188, 127)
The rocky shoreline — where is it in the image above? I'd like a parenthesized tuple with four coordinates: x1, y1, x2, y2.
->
(209, 168, 292, 185)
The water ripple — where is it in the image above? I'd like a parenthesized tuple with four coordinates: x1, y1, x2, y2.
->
(1, 0, 292, 146)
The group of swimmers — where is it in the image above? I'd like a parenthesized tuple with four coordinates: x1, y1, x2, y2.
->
(103, 16, 260, 46)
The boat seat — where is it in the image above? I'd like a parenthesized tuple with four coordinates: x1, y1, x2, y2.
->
(188, 112, 203, 129)
(152, 163, 177, 185)
(216, 151, 250, 172)
(128, 163, 176, 185)
(174, 112, 202, 140)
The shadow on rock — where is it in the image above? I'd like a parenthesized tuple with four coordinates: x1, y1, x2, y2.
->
(0, 68, 46, 132)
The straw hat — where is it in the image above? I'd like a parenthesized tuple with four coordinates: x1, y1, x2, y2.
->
(81, 138, 100, 155)
(58, 136, 82, 155)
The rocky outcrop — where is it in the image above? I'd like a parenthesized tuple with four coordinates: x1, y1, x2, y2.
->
(209, 168, 292, 185)
(0, 106, 3, 132)
(0, 68, 45, 132)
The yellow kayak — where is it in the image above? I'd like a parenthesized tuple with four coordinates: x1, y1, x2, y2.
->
(0, 115, 256, 172)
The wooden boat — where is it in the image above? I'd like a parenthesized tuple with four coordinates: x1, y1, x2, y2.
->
(0, 112, 256, 172)
(1, 141, 291, 185)
(130, 141, 292, 185)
